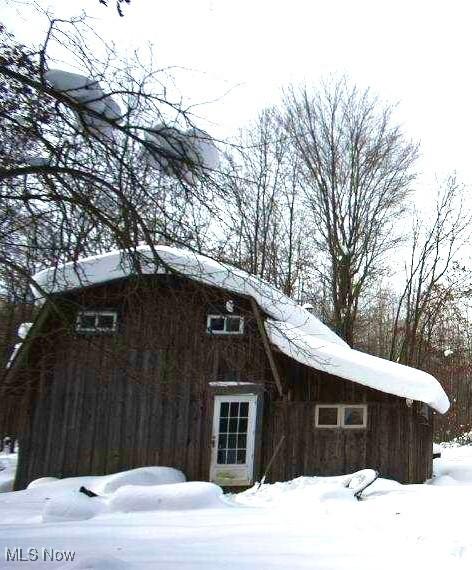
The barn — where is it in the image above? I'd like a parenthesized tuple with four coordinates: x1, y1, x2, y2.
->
(3, 246, 449, 490)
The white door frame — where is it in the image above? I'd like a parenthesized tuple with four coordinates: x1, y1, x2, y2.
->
(209, 394, 258, 487)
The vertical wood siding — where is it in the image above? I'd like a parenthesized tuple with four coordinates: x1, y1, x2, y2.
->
(15, 276, 269, 488)
(260, 356, 433, 483)
(13, 275, 433, 488)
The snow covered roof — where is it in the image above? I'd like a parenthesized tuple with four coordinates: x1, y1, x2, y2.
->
(32, 245, 450, 413)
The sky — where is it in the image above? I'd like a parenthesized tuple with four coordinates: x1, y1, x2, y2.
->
(3, 0, 472, 195)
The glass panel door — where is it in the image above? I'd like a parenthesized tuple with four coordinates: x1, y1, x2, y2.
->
(210, 395, 257, 486)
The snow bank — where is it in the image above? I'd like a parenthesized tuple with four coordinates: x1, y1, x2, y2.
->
(36, 474, 223, 520)
(27, 476, 60, 489)
(26, 466, 185, 498)
(96, 466, 185, 494)
(22, 468, 227, 522)
(31, 245, 449, 412)
(110, 481, 225, 512)
(432, 445, 472, 485)
(43, 492, 107, 522)
(231, 475, 358, 508)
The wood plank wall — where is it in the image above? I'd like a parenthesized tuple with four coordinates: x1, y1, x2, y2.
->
(15, 276, 270, 489)
(261, 356, 433, 483)
(13, 276, 433, 488)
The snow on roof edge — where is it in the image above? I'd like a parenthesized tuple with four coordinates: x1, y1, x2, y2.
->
(32, 245, 347, 349)
(31, 245, 450, 413)
(266, 321, 450, 414)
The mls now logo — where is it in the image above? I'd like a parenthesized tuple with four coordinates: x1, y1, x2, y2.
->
(5, 547, 76, 563)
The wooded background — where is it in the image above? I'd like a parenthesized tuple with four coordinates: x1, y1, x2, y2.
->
(1, 9, 471, 444)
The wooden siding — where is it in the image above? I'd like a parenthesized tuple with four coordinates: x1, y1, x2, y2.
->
(12, 275, 434, 489)
(261, 356, 433, 483)
(15, 275, 271, 489)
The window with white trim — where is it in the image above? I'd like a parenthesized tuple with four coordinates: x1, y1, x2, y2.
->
(207, 314, 244, 335)
(315, 404, 367, 428)
(76, 311, 118, 333)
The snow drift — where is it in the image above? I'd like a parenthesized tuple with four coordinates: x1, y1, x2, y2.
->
(31, 245, 449, 412)
(26, 466, 185, 498)
(43, 492, 108, 523)
(109, 481, 224, 512)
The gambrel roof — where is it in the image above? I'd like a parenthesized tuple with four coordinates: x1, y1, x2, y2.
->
(31, 245, 449, 413)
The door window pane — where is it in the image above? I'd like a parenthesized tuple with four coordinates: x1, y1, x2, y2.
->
(219, 417, 228, 432)
(238, 418, 248, 432)
(237, 450, 246, 464)
(237, 434, 247, 448)
(228, 434, 237, 448)
(229, 417, 238, 432)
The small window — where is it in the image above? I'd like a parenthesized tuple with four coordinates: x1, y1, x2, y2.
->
(316, 405, 340, 427)
(316, 404, 367, 429)
(207, 315, 244, 335)
(76, 311, 117, 333)
(343, 405, 367, 428)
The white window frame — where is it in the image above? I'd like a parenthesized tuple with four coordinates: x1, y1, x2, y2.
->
(342, 404, 368, 429)
(315, 404, 367, 429)
(207, 314, 244, 335)
(76, 310, 118, 333)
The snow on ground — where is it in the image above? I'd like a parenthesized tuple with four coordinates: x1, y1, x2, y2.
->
(1, 447, 472, 569)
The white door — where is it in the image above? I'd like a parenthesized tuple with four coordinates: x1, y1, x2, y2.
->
(210, 394, 258, 487)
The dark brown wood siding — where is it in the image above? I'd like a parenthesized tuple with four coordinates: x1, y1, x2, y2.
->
(261, 356, 433, 483)
(12, 275, 434, 489)
(14, 275, 271, 488)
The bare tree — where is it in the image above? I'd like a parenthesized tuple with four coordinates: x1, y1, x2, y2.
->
(390, 177, 471, 367)
(0, 16, 221, 292)
(282, 78, 418, 345)
(220, 109, 312, 297)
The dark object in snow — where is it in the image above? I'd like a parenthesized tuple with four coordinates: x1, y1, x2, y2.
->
(344, 469, 379, 500)
(79, 486, 99, 498)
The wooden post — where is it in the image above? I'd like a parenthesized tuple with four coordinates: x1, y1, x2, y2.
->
(250, 298, 284, 398)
